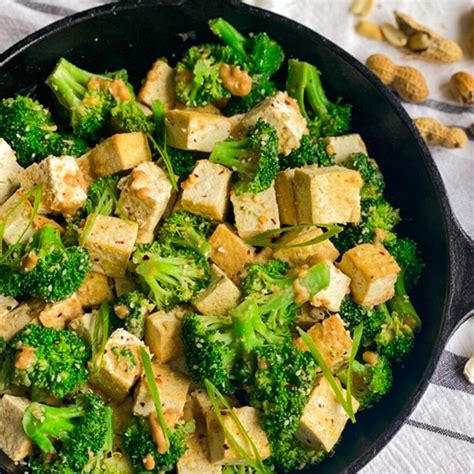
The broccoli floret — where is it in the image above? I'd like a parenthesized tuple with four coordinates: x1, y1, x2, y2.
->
(175, 44, 237, 107)
(338, 354, 393, 410)
(182, 261, 330, 393)
(0, 226, 91, 302)
(339, 297, 386, 346)
(46, 58, 121, 142)
(279, 133, 335, 170)
(168, 147, 197, 180)
(248, 345, 325, 471)
(343, 152, 385, 201)
(333, 198, 400, 254)
(209, 18, 284, 76)
(7, 324, 90, 399)
(0, 96, 88, 167)
(24, 225, 91, 302)
(374, 303, 415, 362)
(0, 243, 25, 298)
(110, 99, 155, 134)
(224, 74, 277, 116)
(132, 243, 211, 310)
(241, 259, 290, 297)
(84, 175, 121, 217)
(123, 416, 189, 473)
(112, 290, 155, 339)
(286, 59, 351, 137)
(384, 237, 424, 291)
(158, 211, 214, 258)
(209, 118, 279, 195)
(24, 392, 110, 472)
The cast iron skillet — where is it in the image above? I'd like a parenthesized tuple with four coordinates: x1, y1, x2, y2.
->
(0, 0, 473, 472)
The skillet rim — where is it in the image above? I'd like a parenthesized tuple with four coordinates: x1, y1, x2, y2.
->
(0, 1, 464, 472)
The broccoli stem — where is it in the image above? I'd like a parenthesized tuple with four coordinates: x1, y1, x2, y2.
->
(46, 58, 94, 110)
(170, 229, 211, 258)
(387, 271, 421, 331)
(231, 300, 266, 355)
(209, 18, 249, 61)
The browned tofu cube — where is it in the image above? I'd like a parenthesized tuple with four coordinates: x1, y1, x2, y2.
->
(209, 223, 256, 282)
(296, 376, 359, 452)
(294, 314, 353, 371)
(180, 160, 232, 221)
(145, 306, 187, 363)
(324, 134, 367, 164)
(192, 264, 241, 315)
(76, 272, 113, 308)
(273, 227, 339, 266)
(294, 166, 363, 224)
(89, 132, 152, 177)
(230, 185, 280, 239)
(90, 329, 145, 401)
(206, 406, 270, 465)
(275, 169, 298, 225)
(240, 92, 307, 156)
(38, 294, 83, 329)
(133, 362, 190, 420)
(339, 243, 401, 307)
(310, 262, 351, 312)
(83, 215, 138, 277)
(138, 59, 176, 109)
(0, 395, 34, 461)
(165, 110, 233, 152)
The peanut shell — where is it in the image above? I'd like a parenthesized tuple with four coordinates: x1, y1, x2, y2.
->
(414, 117, 468, 148)
(450, 72, 474, 105)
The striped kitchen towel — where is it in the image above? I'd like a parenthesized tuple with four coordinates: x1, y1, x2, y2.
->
(0, 1, 473, 473)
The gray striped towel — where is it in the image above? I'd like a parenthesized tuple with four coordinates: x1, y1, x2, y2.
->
(1, 0, 473, 472)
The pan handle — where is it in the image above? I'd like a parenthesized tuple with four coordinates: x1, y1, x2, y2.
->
(443, 217, 474, 338)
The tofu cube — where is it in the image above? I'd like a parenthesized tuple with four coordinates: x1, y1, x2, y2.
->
(76, 272, 113, 308)
(133, 362, 190, 420)
(114, 276, 138, 297)
(273, 227, 340, 266)
(206, 406, 270, 465)
(0, 395, 33, 461)
(38, 294, 83, 329)
(0, 302, 40, 340)
(68, 311, 97, 345)
(165, 110, 233, 152)
(89, 132, 152, 177)
(90, 329, 145, 401)
(177, 427, 222, 474)
(190, 389, 213, 422)
(294, 314, 353, 371)
(296, 376, 359, 452)
(310, 262, 351, 312)
(296, 303, 325, 330)
(0, 191, 60, 244)
(192, 264, 241, 315)
(324, 134, 367, 164)
(0, 295, 19, 318)
(275, 169, 297, 225)
(294, 166, 363, 224)
(76, 152, 96, 188)
(19, 155, 87, 216)
(240, 92, 307, 156)
(145, 306, 187, 363)
(338, 243, 401, 307)
(83, 214, 138, 277)
(0, 138, 23, 204)
(138, 59, 176, 109)
(209, 224, 256, 281)
(181, 160, 232, 221)
(118, 162, 174, 243)
(230, 185, 280, 239)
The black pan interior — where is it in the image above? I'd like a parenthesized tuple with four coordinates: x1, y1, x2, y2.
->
(0, 2, 451, 472)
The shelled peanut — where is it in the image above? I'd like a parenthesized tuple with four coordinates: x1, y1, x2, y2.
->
(414, 118, 468, 149)
(355, 21, 383, 41)
(450, 72, 474, 105)
(395, 11, 463, 63)
(350, 0, 373, 17)
(366, 54, 429, 103)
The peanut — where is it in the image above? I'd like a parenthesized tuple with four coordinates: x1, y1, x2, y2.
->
(350, 0, 373, 17)
(380, 23, 408, 48)
(219, 64, 252, 97)
(355, 21, 383, 41)
(366, 54, 429, 103)
(450, 72, 474, 105)
(414, 117, 468, 149)
(395, 11, 463, 63)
